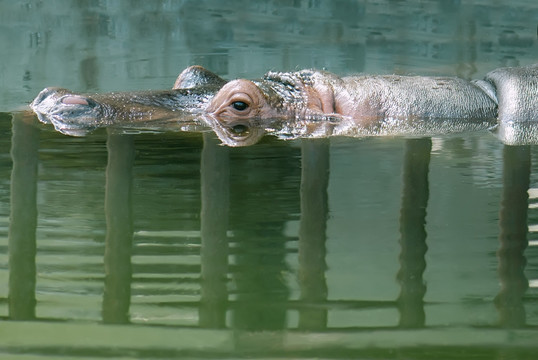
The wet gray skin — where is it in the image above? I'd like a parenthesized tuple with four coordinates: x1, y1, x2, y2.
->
(31, 66, 227, 136)
(30, 64, 538, 145)
(485, 64, 538, 145)
(32, 86, 218, 135)
(484, 64, 538, 123)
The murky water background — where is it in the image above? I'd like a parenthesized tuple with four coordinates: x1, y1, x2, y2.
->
(1, 1, 538, 359)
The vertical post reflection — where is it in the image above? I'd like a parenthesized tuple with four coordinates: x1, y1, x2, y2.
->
(199, 133, 229, 328)
(8, 112, 39, 320)
(102, 131, 135, 324)
(495, 145, 530, 328)
(298, 138, 329, 330)
(230, 143, 299, 350)
(397, 138, 431, 328)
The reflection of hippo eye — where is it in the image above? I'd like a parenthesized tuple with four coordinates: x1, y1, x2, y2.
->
(231, 124, 249, 135)
(232, 101, 248, 111)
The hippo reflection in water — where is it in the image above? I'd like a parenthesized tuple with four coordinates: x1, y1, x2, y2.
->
(31, 64, 538, 146)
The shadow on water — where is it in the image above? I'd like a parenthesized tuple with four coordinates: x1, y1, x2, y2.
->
(4, 112, 537, 357)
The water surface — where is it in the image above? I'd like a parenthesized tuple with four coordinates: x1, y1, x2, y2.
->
(1, 1, 538, 359)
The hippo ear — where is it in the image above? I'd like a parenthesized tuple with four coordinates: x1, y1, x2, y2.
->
(173, 65, 227, 89)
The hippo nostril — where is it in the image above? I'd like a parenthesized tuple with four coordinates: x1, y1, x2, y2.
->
(61, 96, 90, 106)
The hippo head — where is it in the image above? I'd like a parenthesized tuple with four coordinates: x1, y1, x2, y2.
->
(203, 69, 339, 145)
(30, 65, 336, 144)
(202, 78, 291, 146)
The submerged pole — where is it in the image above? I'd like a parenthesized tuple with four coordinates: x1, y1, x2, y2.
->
(298, 138, 329, 330)
(397, 138, 431, 328)
(8, 112, 39, 320)
(102, 130, 135, 324)
(199, 133, 230, 328)
(495, 145, 530, 328)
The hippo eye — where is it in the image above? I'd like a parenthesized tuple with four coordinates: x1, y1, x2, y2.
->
(231, 101, 249, 111)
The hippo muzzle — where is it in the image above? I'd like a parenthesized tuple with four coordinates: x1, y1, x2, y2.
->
(31, 85, 221, 136)
(31, 87, 104, 135)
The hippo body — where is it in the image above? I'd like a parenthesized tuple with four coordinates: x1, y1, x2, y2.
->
(484, 65, 538, 123)
(31, 64, 538, 145)
(259, 70, 497, 122)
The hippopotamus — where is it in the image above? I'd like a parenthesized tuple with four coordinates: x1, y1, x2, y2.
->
(31, 64, 538, 146)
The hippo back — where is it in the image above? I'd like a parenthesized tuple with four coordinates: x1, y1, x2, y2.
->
(485, 64, 538, 123)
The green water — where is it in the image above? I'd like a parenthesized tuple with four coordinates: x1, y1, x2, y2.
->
(1, 1, 538, 359)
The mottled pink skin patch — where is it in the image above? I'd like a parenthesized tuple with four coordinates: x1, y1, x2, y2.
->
(61, 96, 89, 106)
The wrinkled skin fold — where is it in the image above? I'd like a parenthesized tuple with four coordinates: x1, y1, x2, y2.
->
(30, 63, 538, 146)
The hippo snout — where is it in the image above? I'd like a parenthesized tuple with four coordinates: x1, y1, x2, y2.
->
(31, 88, 99, 121)
(30, 87, 57, 117)
(30, 87, 104, 135)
